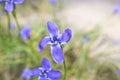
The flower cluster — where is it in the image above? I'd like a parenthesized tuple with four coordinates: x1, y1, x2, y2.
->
(0, 0, 72, 77)
(1, 0, 72, 80)
(21, 21, 72, 80)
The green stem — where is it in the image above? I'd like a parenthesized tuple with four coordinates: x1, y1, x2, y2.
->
(6, 12, 11, 37)
(63, 59, 67, 80)
(12, 10, 20, 31)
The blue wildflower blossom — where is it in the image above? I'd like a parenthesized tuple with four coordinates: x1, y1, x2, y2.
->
(112, 39, 120, 46)
(0, 0, 24, 12)
(113, 5, 120, 14)
(49, 0, 58, 5)
(10, 23, 15, 29)
(29, 58, 61, 80)
(116, 69, 120, 75)
(38, 21, 72, 64)
(20, 25, 32, 41)
(21, 68, 32, 80)
(81, 35, 90, 43)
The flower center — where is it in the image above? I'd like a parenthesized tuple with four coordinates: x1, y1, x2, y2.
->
(50, 36, 59, 44)
(40, 70, 48, 78)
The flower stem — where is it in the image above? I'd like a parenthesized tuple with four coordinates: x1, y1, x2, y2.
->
(6, 12, 11, 37)
(12, 10, 20, 31)
(63, 59, 67, 80)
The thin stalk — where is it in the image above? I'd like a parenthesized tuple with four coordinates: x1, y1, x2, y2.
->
(12, 10, 20, 31)
(6, 12, 11, 37)
(63, 59, 67, 80)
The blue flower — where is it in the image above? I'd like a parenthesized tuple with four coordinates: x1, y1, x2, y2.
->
(81, 35, 90, 43)
(112, 39, 120, 46)
(20, 25, 32, 41)
(116, 69, 120, 75)
(49, 0, 58, 5)
(0, 0, 24, 12)
(21, 68, 32, 80)
(31, 58, 61, 80)
(113, 5, 120, 14)
(38, 21, 72, 64)
(10, 23, 15, 29)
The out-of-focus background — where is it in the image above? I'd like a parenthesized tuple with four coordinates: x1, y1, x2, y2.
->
(0, 0, 120, 80)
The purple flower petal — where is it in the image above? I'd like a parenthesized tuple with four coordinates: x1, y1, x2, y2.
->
(5, 1, 14, 12)
(10, 23, 16, 29)
(38, 77, 48, 80)
(116, 69, 120, 75)
(38, 36, 51, 52)
(21, 68, 31, 80)
(112, 39, 120, 45)
(113, 5, 120, 14)
(49, 0, 58, 5)
(42, 58, 52, 71)
(0, 0, 4, 2)
(31, 68, 42, 76)
(20, 25, 32, 40)
(13, 0, 24, 4)
(48, 70, 62, 79)
(59, 28, 72, 44)
(81, 35, 90, 43)
(51, 44, 64, 64)
(47, 21, 60, 38)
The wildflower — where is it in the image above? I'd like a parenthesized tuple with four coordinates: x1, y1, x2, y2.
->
(20, 25, 32, 40)
(38, 21, 72, 64)
(31, 58, 62, 80)
(10, 23, 15, 29)
(116, 69, 120, 75)
(81, 35, 90, 43)
(49, 0, 58, 5)
(113, 5, 120, 14)
(112, 39, 120, 45)
(21, 68, 32, 80)
(0, 0, 24, 12)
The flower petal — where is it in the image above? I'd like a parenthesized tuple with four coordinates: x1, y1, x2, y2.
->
(13, 0, 24, 4)
(113, 5, 120, 14)
(42, 58, 52, 71)
(59, 28, 72, 44)
(20, 25, 32, 40)
(81, 35, 90, 43)
(31, 68, 42, 76)
(47, 21, 60, 38)
(38, 77, 48, 80)
(51, 44, 64, 64)
(5, 1, 14, 12)
(10, 23, 16, 29)
(38, 36, 51, 52)
(0, 0, 4, 2)
(48, 70, 62, 79)
(21, 68, 31, 80)
(49, 0, 58, 5)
